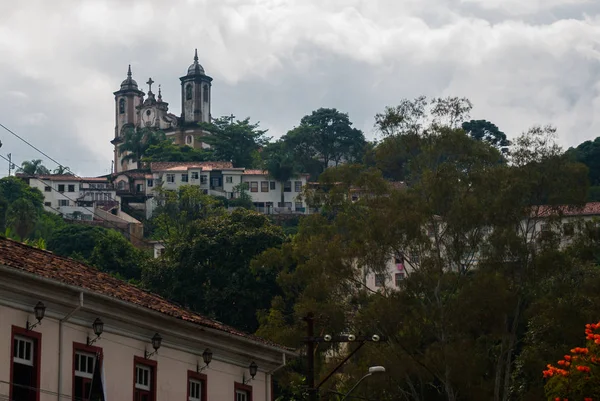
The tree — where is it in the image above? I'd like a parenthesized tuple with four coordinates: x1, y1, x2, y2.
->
(89, 229, 149, 280)
(198, 117, 269, 168)
(143, 208, 286, 332)
(281, 108, 366, 178)
(46, 225, 107, 261)
(0, 176, 44, 206)
(18, 159, 50, 175)
(258, 116, 591, 401)
(462, 120, 510, 150)
(566, 136, 600, 200)
(143, 139, 213, 162)
(6, 199, 38, 240)
(263, 141, 300, 207)
(119, 127, 166, 169)
(53, 165, 72, 175)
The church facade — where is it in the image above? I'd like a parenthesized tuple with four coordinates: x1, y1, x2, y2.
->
(111, 50, 213, 173)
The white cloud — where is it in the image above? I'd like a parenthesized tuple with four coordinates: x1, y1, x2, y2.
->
(0, 0, 599, 175)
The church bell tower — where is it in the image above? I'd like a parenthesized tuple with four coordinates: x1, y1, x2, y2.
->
(112, 65, 145, 173)
(180, 49, 212, 124)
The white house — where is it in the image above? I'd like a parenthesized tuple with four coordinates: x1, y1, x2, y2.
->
(136, 162, 310, 218)
(0, 237, 294, 401)
(21, 175, 119, 221)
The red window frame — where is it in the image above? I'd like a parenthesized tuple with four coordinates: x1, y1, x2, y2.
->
(234, 382, 252, 401)
(72, 342, 103, 401)
(10, 325, 42, 401)
(187, 371, 207, 401)
(133, 356, 157, 401)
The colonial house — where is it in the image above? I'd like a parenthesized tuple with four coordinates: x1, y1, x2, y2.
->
(113, 162, 310, 219)
(20, 175, 119, 221)
(0, 237, 294, 401)
(19, 174, 145, 247)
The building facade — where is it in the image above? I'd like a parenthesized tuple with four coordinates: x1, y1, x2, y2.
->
(111, 50, 213, 174)
(0, 237, 293, 401)
(112, 162, 310, 219)
(21, 175, 118, 221)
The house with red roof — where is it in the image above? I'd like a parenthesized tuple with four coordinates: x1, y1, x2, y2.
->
(0, 237, 294, 401)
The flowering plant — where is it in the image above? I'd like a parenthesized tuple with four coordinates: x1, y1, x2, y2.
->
(544, 322, 600, 400)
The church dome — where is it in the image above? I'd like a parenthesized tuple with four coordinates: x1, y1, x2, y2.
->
(187, 49, 205, 76)
(120, 65, 139, 90)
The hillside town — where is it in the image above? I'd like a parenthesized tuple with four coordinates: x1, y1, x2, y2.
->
(3, 3, 600, 401)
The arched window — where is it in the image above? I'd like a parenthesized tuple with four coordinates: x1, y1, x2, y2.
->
(186, 84, 192, 100)
(117, 180, 126, 190)
(186, 135, 193, 145)
(119, 98, 125, 114)
(203, 85, 209, 103)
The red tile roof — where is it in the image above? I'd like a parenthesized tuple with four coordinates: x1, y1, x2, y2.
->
(242, 169, 269, 175)
(534, 202, 600, 218)
(150, 162, 233, 171)
(17, 174, 109, 182)
(0, 237, 291, 351)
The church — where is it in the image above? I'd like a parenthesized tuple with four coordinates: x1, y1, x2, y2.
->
(111, 50, 213, 173)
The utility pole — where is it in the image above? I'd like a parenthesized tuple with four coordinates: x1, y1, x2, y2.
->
(7, 153, 12, 176)
(304, 313, 316, 401)
(303, 313, 385, 401)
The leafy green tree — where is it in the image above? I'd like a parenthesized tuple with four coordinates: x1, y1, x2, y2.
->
(119, 127, 166, 169)
(18, 159, 50, 175)
(280, 108, 366, 178)
(151, 186, 224, 240)
(263, 141, 300, 207)
(198, 116, 269, 168)
(89, 229, 149, 280)
(143, 208, 286, 332)
(46, 225, 107, 261)
(143, 139, 213, 162)
(6, 199, 38, 240)
(462, 119, 510, 149)
(0, 176, 44, 207)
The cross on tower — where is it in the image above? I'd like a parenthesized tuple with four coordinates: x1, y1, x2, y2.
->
(146, 77, 154, 93)
(228, 114, 235, 125)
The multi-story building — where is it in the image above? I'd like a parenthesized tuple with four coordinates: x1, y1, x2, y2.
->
(113, 162, 310, 219)
(20, 175, 119, 221)
(0, 237, 293, 401)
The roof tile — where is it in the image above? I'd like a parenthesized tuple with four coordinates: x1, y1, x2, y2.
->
(0, 237, 290, 351)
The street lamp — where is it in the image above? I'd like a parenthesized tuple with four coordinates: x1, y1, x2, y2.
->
(26, 301, 46, 331)
(340, 366, 386, 401)
(87, 318, 104, 346)
(144, 333, 162, 359)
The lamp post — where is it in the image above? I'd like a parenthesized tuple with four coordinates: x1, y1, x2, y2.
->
(339, 366, 386, 401)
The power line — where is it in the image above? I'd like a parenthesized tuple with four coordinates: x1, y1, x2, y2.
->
(0, 123, 73, 175)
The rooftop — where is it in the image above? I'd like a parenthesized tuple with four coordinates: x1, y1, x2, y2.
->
(17, 174, 109, 182)
(536, 202, 600, 218)
(0, 237, 291, 352)
(150, 161, 234, 171)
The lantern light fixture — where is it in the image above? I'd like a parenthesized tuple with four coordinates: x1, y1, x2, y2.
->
(145, 333, 162, 359)
(244, 361, 258, 384)
(197, 348, 213, 372)
(87, 318, 104, 346)
(26, 301, 46, 331)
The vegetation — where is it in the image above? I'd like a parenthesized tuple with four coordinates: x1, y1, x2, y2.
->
(9, 98, 600, 401)
(118, 127, 166, 169)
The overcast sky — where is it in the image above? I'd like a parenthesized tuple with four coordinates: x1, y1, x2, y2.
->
(1, 0, 600, 176)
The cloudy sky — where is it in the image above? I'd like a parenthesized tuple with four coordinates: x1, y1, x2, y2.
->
(1, 0, 600, 176)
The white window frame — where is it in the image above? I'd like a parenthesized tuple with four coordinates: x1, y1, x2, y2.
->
(181, 173, 189, 183)
(226, 176, 233, 184)
(166, 174, 175, 183)
(135, 364, 151, 391)
(188, 378, 202, 401)
(236, 390, 248, 401)
(191, 172, 199, 180)
(58, 199, 69, 207)
(75, 351, 96, 379)
(374, 274, 386, 288)
(13, 336, 34, 366)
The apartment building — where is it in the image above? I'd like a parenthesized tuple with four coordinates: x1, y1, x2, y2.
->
(0, 237, 293, 401)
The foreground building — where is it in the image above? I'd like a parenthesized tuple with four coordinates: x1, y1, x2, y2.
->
(0, 237, 293, 401)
